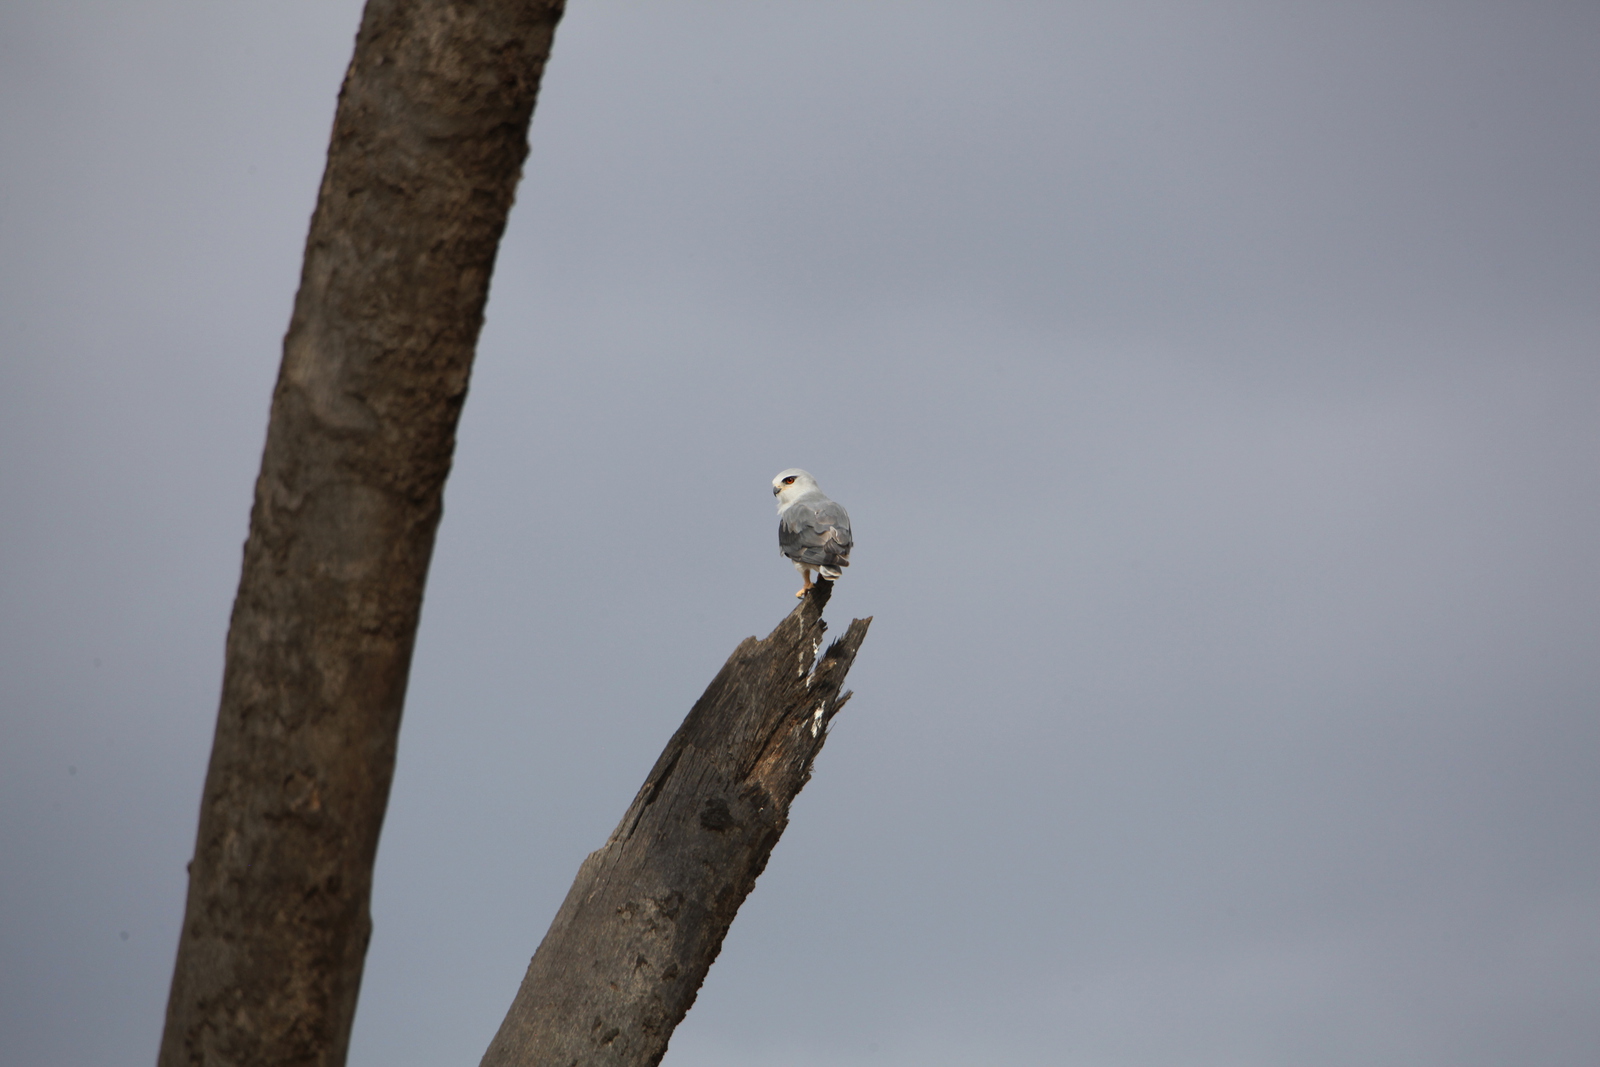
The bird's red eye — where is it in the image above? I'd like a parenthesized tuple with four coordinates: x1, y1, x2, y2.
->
(782, 476, 797, 485)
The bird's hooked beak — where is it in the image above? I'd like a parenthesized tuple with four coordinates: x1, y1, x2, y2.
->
(772, 485, 781, 496)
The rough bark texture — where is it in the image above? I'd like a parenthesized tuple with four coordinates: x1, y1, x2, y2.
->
(159, 4, 565, 1066)
(481, 584, 872, 1067)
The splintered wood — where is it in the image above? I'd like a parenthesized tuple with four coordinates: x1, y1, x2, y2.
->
(482, 584, 871, 1067)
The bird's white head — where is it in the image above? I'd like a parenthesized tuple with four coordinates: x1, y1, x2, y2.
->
(772, 468, 820, 510)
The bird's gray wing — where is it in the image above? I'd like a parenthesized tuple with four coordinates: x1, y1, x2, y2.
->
(779, 498, 853, 568)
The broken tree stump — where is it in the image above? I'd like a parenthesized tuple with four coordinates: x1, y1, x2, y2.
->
(480, 582, 872, 1067)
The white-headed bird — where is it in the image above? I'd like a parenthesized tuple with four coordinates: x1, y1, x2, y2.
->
(772, 468, 853, 598)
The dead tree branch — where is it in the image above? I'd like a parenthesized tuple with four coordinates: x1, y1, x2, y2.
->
(481, 584, 872, 1067)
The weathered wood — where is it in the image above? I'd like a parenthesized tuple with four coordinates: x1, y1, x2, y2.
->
(159, 4, 565, 1066)
(481, 584, 872, 1067)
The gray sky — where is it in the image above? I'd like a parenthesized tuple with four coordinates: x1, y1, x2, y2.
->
(3, 2, 1598, 1065)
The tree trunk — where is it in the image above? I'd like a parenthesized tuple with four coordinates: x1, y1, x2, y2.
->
(481, 583, 871, 1067)
(159, 4, 565, 1066)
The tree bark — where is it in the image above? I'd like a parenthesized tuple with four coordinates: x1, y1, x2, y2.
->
(159, 4, 565, 1066)
(481, 584, 872, 1067)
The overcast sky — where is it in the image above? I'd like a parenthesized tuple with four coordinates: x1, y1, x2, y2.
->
(3, 2, 1598, 1065)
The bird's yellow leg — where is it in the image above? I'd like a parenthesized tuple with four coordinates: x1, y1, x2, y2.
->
(795, 568, 813, 598)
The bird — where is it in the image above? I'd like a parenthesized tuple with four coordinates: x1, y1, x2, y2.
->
(772, 468, 853, 598)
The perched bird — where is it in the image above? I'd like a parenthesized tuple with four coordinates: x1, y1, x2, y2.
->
(772, 468, 853, 598)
